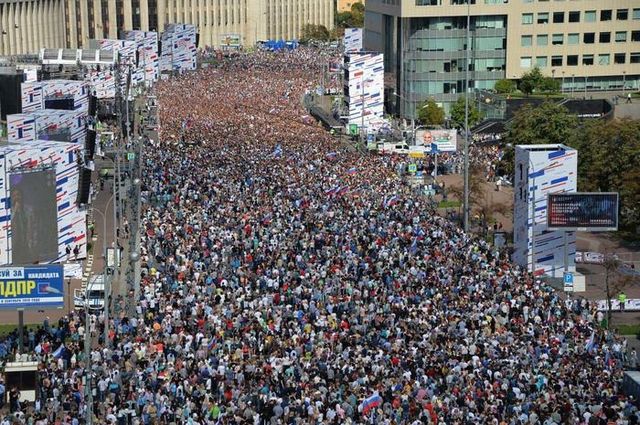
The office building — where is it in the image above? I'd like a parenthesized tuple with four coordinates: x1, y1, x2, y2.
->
(364, 0, 640, 117)
(1, 0, 334, 55)
(0, 0, 67, 55)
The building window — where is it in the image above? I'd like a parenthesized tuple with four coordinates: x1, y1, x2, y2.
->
(599, 32, 611, 43)
(537, 13, 549, 24)
(584, 10, 596, 22)
(567, 55, 578, 66)
(521, 35, 532, 46)
(553, 12, 564, 23)
(567, 33, 579, 45)
(601, 10, 612, 21)
(583, 33, 594, 44)
(582, 55, 594, 65)
(634, 9, 640, 20)
(537, 34, 548, 46)
(617, 9, 628, 20)
(536, 56, 547, 67)
(522, 13, 533, 24)
(632, 31, 640, 42)
(552, 34, 563, 45)
(614, 53, 626, 64)
(598, 54, 610, 65)
(551, 55, 562, 66)
(568, 11, 580, 23)
(631, 53, 640, 64)
(615, 32, 627, 43)
(520, 57, 532, 68)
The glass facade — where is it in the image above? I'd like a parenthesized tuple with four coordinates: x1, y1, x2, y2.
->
(400, 15, 507, 116)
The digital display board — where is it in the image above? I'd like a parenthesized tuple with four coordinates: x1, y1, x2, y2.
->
(0, 265, 64, 309)
(547, 193, 618, 231)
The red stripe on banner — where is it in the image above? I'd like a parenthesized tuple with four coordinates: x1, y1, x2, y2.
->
(542, 181, 567, 191)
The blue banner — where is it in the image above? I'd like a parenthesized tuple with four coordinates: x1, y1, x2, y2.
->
(0, 264, 64, 309)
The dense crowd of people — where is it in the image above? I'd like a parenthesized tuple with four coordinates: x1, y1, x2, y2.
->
(2, 47, 638, 424)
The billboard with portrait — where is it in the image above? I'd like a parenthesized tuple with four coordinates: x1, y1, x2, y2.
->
(415, 129, 457, 152)
(547, 192, 618, 231)
(10, 170, 59, 265)
(0, 265, 64, 309)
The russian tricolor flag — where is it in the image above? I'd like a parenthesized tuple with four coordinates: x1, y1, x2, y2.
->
(384, 195, 400, 208)
(360, 393, 382, 415)
(347, 167, 357, 175)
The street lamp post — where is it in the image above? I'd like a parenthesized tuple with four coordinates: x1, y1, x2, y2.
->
(561, 71, 565, 94)
(571, 74, 575, 98)
(392, 91, 416, 140)
(91, 193, 115, 348)
(528, 159, 537, 275)
(463, 0, 471, 232)
(360, 77, 374, 146)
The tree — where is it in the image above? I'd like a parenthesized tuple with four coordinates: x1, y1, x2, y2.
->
(497, 102, 578, 178)
(570, 118, 640, 229)
(505, 102, 578, 146)
(519, 67, 545, 96)
(336, 2, 364, 29)
(449, 97, 483, 130)
(494, 79, 516, 94)
(519, 67, 561, 96)
(300, 24, 331, 42)
(539, 77, 561, 95)
(417, 99, 445, 126)
(448, 165, 509, 231)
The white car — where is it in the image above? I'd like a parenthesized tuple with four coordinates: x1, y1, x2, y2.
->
(74, 275, 106, 310)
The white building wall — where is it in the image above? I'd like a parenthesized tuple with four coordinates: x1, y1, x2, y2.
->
(513, 144, 578, 278)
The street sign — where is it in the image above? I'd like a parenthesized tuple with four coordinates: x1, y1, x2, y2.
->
(348, 124, 359, 136)
(563, 271, 574, 291)
(367, 133, 374, 143)
(127, 152, 136, 161)
(408, 164, 417, 174)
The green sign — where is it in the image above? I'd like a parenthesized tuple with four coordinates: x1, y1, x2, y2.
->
(127, 152, 136, 161)
(349, 124, 359, 136)
(408, 163, 417, 174)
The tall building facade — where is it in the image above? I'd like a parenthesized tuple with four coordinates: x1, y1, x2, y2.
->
(0, 0, 67, 55)
(364, 0, 640, 117)
(1, 0, 334, 55)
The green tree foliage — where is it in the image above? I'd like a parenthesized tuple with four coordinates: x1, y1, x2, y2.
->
(417, 99, 445, 126)
(501, 102, 640, 230)
(449, 97, 483, 130)
(300, 24, 331, 42)
(494, 79, 516, 94)
(337, 2, 365, 29)
(519, 67, 560, 96)
(571, 119, 640, 228)
(497, 102, 578, 177)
